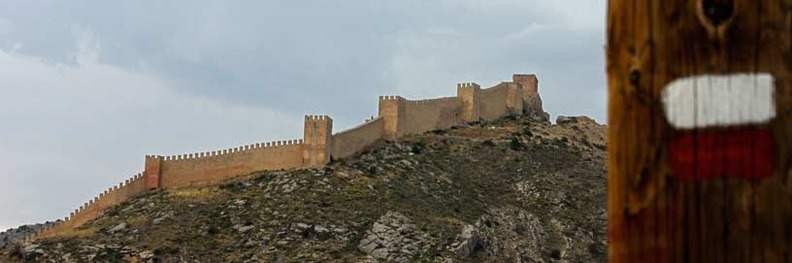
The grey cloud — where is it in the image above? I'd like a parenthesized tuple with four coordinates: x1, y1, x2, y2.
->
(0, 0, 605, 117)
(0, 50, 300, 227)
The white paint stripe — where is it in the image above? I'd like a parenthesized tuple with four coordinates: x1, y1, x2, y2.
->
(662, 73, 775, 129)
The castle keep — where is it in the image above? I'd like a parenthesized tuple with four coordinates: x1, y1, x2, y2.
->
(29, 74, 547, 241)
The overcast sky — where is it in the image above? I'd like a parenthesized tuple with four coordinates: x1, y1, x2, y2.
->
(0, 0, 606, 231)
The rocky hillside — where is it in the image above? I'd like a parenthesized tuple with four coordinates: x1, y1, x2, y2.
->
(1, 115, 607, 263)
(0, 223, 57, 249)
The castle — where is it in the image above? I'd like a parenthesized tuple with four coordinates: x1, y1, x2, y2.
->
(27, 74, 547, 241)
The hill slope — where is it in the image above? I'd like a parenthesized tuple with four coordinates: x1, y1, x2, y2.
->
(2, 116, 606, 263)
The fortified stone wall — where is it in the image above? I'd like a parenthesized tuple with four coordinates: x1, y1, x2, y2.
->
(479, 83, 516, 121)
(154, 141, 306, 189)
(331, 117, 385, 159)
(30, 172, 146, 240)
(401, 97, 462, 136)
(506, 83, 525, 114)
(29, 73, 546, 242)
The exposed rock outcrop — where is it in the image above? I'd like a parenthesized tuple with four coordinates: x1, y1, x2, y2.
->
(358, 211, 430, 262)
(524, 92, 550, 123)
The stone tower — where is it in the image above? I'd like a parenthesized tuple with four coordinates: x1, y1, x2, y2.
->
(144, 155, 162, 189)
(513, 74, 548, 122)
(303, 115, 333, 167)
(378, 96, 406, 140)
(457, 82, 481, 122)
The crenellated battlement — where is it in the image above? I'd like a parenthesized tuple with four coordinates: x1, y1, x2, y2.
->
(457, 82, 481, 89)
(25, 73, 546, 243)
(305, 115, 332, 121)
(378, 95, 405, 101)
(158, 139, 307, 162)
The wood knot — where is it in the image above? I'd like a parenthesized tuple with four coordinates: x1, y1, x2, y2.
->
(702, 0, 734, 26)
(630, 70, 641, 87)
(697, 0, 736, 37)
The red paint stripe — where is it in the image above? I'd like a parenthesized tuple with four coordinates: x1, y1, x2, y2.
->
(668, 128, 775, 181)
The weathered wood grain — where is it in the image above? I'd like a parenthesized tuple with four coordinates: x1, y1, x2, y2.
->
(607, 0, 792, 262)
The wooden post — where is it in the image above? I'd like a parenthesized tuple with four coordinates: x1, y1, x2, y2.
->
(607, 0, 792, 262)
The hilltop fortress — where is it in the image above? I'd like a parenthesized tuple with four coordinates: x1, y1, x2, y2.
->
(28, 74, 548, 241)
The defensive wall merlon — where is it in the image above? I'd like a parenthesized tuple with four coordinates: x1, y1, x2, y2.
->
(30, 73, 546, 241)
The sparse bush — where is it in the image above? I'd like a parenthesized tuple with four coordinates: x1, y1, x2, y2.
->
(256, 173, 275, 182)
(106, 207, 120, 217)
(548, 249, 562, 259)
(219, 182, 244, 191)
(93, 247, 124, 262)
(9, 244, 24, 260)
(594, 143, 607, 151)
(515, 224, 527, 235)
(366, 165, 379, 175)
(207, 226, 219, 236)
(510, 138, 525, 151)
(154, 246, 180, 256)
(552, 137, 569, 148)
(589, 243, 606, 256)
(483, 220, 497, 228)
(412, 139, 427, 154)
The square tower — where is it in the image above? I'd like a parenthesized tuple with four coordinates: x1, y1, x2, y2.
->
(456, 83, 481, 122)
(378, 96, 406, 140)
(513, 74, 538, 94)
(144, 155, 162, 189)
(303, 115, 333, 167)
(513, 74, 548, 122)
